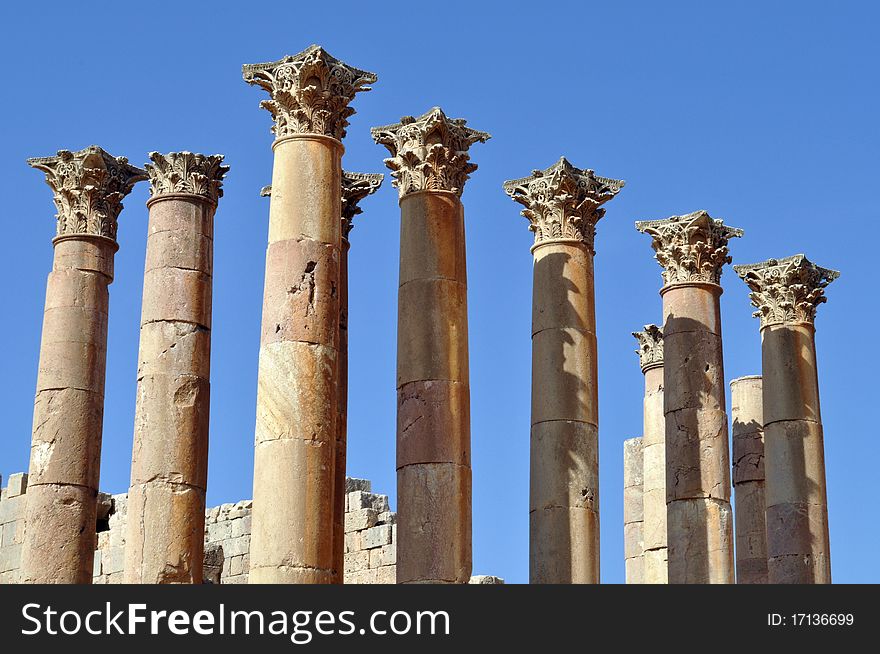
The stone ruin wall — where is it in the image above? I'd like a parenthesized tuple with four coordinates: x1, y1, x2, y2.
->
(0, 473, 502, 585)
(0, 474, 396, 585)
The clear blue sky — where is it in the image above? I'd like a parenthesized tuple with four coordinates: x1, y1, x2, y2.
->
(1, 1, 876, 584)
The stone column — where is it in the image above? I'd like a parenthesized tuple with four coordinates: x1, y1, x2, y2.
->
(729, 375, 768, 584)
(623, 437, 644, 584)
(633, 325, 667, 583)
(735, 255, 838, 584)
(124, 152, 228, 584)
(372, 108, 489, 584)
(243, 45, 376, 584)
(21, 146, 146, 583)
(503, 158, 624, 583)
(335, 171, 383, 582)
(636, 210, 742, 584)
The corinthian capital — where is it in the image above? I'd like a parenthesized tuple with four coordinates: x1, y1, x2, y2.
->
(145, 152, 229, 205)
(242, 45, 376, 141)
(734, 254, 839, 328)
(28, 145, 147, 243)
(632, 325, 664, 372)
(342, 171, 384, 239)
(635, 210, 743, 287)
(502, 157, 624, 252)
(371, 107, 490, 199)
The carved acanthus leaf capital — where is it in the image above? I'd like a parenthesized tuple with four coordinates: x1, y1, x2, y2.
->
(632, 324, 664, 372)
(145, 152, 229, 205)
(28, 145, 147, 242)
(635, 210, 743, 287)
(734, 254, 839, 328)
(371, 107, 490, 198)
(242, 45, 376, 141)
(342, 171, 383, 239)
(503, 157, 624, 252)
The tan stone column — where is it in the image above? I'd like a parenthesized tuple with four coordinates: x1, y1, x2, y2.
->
(623, 437, 644, 584)
(633, 325, 667, 583)
(124, 152, 228, 584)
(503, 158, 624, 583)
(243, 46, 376, 584)
(335, 172, 383, 582)
(372, 108, 489, 584)
(729, 375, 768, 584)
(735, 255, 838, 584)
(21, 146, 146, 583)
(636, 211, 742, 584)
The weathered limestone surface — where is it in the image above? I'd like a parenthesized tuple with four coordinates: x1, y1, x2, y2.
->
(1, 474, 501, 585)
(636, 210, 742, 584)
(335, 172, 383, 582)
(633, 325, 667, 583)
(503, 157, 623, 584)
(124, 152, 228, 584)
(21, 146, 146, 584)
(373, 108, 489, 584)
(244, 46, 375, 584)
(623, 437, 644, 584)
(735, 255, 838, 584)
(730, 375, 768, 584)
(0, 474, 27, 584)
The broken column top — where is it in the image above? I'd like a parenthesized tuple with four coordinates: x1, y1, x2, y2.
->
(502, 157, 624, 253)
(371, 107, 490, 199)
(734, 254, 839, 329)
(242, 44, 377, 141)
(635, 210, 744, 288)
(341, 171, 384, 239)
(28, 145, 147, 243)
(144, 152, 229, 206)
(632, 324, 663, 372)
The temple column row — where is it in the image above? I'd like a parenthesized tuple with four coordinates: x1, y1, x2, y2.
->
(21, 148, 146, 583)
(735, 255, 838, 584)
(243, 46, 376, 584)
(633, 325, 667, 583)
(124, 152, 228, 584)
(372, 108, 488, 583)
(503, 158, 623, 583)
(730, 375, 767, 584)
(637, 211, 742, 584)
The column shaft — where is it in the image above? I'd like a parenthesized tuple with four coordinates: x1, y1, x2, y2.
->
(20, 236, 115, 583)
(530, 242, 599, 583)
(641, 365, 667, 582)
(334, 238, 350, 582)
(250, 135, 342, 584)
(125, 193, 216, 583)
(396, 191, 471, 584)
(663, 283, 734, 583)
(762, 325, 830, 583)
(623, 437, 644, 584)
(730, 375, 768, 584)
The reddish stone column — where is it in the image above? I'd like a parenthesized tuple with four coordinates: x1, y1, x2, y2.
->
(503, 158, 623, 583)
(335, 172, 383, 582)
(636, 211, 742, 584)
(243, 46, 375, 584)
(729, 375, 768, 584)
(373, 108, 489, 584)
(633, 325, 667, 583)
(21, 146, 146, 583)
(735, 255, 838, 584)
(124, 152, 228, 584)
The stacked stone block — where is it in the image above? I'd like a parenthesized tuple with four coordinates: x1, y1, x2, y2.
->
(343, 478, 397, 584)
(0, 474, 494, 585)
(0, 474, 28, 583)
